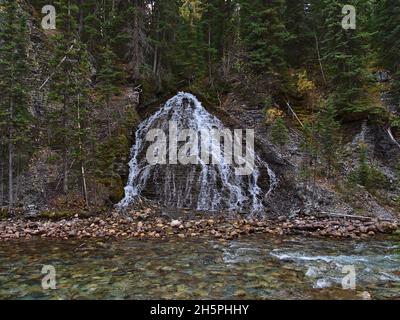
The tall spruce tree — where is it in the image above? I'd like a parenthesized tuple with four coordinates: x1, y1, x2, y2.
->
(0, 0, 31, 207)
(271, 117, 289, 152)
(312, 0, 373, 119)
(284, 0, 313, 68)
(174, 0, 207, 85)
(316, 98, 341, 177)
(239, 0, 288, 75)
(47, 0, 92, 198)
(374, 0, 400, 105)
(97, 44, 123, 138)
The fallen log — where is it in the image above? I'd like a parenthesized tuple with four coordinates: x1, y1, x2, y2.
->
(321, 212, 397, 223)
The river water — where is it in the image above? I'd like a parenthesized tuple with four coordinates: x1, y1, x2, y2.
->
(0, 235, 399, 300)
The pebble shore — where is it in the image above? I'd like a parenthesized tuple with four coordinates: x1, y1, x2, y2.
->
(0, 209, 398, 241)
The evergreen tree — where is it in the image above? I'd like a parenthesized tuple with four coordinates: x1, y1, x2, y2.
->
(270, 117, 289, 152)
(284, 0, 313, 68)
(312, 0, 373, 119)
(0, 0, 31, 207)
(239, 0, 288, 75)
(97, 44, 124, 138)
(374, 0, 400, 105)
(174, 0, 207, 85)
(316, 98, 341, 177)
(356, 143, 370, 187)
(47, 0, 92, 199)
(300, 120, 319, 208)
(349, 143, 388, 190)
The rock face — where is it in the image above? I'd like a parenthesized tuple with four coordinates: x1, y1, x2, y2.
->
(119, 93, 276, 215)
(215, 93, 400, 220)
(17, 149, 59, 211)
(117, 89, 400, 220)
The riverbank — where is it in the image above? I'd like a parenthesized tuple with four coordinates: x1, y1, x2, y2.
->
(0, 209, 398, 241)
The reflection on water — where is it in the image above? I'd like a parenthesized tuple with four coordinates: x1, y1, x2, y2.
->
(0, 235, 399, 300)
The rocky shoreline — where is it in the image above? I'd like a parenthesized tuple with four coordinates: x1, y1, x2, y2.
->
(0, 208, 399, 241)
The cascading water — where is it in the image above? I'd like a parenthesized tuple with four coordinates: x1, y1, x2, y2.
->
(118, 92, 277, 214)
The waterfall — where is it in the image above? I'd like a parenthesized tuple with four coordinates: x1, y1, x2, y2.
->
(118, 92, 277, 215)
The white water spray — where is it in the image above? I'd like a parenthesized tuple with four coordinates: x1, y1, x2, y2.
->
(118, 92, 277, 214)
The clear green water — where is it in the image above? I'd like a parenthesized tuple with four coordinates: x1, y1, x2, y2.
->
(0, 235, 399, 300)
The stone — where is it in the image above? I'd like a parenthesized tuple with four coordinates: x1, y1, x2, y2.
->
(358, 291, 372, 300)
(170, 220, 182, 228)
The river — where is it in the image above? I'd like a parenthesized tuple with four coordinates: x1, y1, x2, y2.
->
(0, 235, 399, 299)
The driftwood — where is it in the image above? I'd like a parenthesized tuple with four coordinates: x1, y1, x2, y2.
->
(321, 211, 396, 222)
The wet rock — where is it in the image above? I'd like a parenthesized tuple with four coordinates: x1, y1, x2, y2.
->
(358, 291, 372, 300)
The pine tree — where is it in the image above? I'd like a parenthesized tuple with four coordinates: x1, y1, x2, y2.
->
(174, 0, 207, 85)
(300, 120, 319, 208)
(0, 0, 31, 207)
(270, 117, 289, 152)
(47, 0, 92, 200)
(312, 0, 373, 119)
(356, 143, 370, 187)
(374, 0, 400, 105)
(316, 98, 341, 177)
(97, 44, 124, 138)
(239, 0, 288, 75)
(148, 0, 181, 88)
(349, 142, 387, 190)
(284, 0, 313, 68)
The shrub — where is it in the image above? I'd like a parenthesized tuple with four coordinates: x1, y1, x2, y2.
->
(348, 143, 388, 190)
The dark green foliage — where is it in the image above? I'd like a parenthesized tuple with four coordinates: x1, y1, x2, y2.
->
(311, 0, 373, 118)
(374, 0, 400, 105)
(349, 143, 388, 190)
(299, 120, 319, 183)
(97, 44, 124, 111)
(284, 0, 313, 68)
(316, 98, 341, 176)
(271, 117, 289, 150)
(0, 0, 31, 141)
(0, 0, 31, 206)
(46, 0, 92, 195)
(239, 0, 288, 75)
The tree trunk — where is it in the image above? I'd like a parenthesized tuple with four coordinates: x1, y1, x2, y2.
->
(314, 32, 327, 85)
(78, 0, 84, 35)
(67, 0, 71, 34)
(63, 150, 69, 194)
(132, 0, 140, 80)
(15, 157, 21, 201)
(8, 99, 13, 208)
(208, 23, 213, 86)
(77, 94, 89, 208)
(152, 1, 160, 76)
(63, 92, 69, 195)
(106, 97, 111, 138)
(0, 143, 3, 206)
(130, 0, 145, 80)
